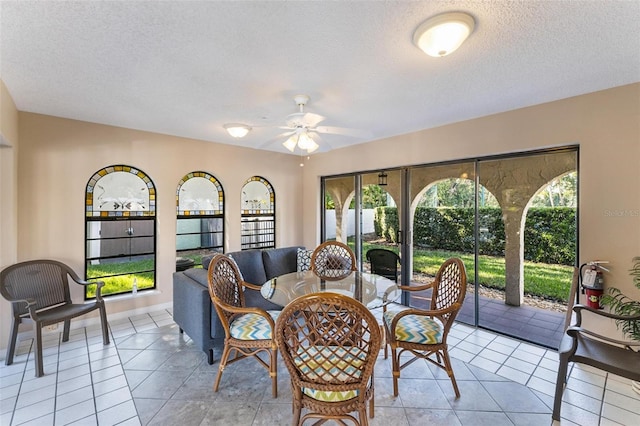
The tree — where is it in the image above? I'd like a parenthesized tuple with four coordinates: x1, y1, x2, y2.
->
(418, 179, 498, 208)
(530, 172, 577, 207)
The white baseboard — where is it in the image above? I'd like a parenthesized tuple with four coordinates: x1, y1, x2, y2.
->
(0, 301, 174, 357)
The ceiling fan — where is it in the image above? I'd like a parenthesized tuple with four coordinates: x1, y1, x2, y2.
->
(274, 95, 369, 154)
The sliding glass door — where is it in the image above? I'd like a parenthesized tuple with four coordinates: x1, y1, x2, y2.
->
(406, 162, 478, 320)
(321, 147, 577, 348)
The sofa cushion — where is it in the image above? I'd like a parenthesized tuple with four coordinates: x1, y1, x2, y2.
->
(202, 254, 215, 270)
(226, 249, 267, 285)
(183, 267, 209, 287)
(262, 246, 304, 280)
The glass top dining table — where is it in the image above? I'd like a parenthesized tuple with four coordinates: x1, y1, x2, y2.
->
(260, 270, 402, 310)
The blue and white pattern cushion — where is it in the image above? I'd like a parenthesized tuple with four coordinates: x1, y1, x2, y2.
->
(297, 248, 313, 272)
(383, 310, 444, 345)
(226, 253, 244, 281)
(229, 310, 279, 340)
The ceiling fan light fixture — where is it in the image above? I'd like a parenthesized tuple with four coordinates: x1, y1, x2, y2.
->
(283, 136, 298, 152)
(297, 132, 315, 151)
(305, 139, 319, 153)
(413, 12, 475, 57)
(223, 123, 251, 138)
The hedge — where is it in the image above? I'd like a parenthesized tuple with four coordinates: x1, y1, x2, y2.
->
(374, 207, 575, 265)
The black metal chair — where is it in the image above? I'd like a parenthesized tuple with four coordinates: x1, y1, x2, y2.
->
(366, 248, 400, 282)
(0, 259, 110, 377)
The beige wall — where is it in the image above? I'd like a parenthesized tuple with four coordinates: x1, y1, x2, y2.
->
(0, 112, 303, 349)
(2, 82, 639, 349)
(301, 83, 640, 336)
(0, 79, 19, 267)
(0, 80, 19, 346)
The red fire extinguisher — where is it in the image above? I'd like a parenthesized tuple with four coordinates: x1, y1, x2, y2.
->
(579, 261, 609, 309)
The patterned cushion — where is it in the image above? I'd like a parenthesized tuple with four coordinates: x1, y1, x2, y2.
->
(297, 248, 313, 272)
(225, 253, 244, 281)
(229, 310, 279, 340)
(383, 310, 443, 345)
(294, 346, 364, 402)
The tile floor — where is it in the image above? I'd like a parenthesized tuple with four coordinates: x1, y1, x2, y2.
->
(1, 307, 639, 426)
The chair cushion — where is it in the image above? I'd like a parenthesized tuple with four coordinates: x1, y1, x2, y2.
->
(383, 310, 443, 345)
(297, 248, 313, 272)
(229, 310, 279, 340)
(294, 346, 365, 402)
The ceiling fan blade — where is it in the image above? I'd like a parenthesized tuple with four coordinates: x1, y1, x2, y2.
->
(286, 112, 326, 128)
(314, 126, 372, 139)
(257, 131, 295, 149)
(301, 112, 325, 127)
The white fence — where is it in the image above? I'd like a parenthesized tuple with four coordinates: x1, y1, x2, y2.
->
(325, 209, 376, 239)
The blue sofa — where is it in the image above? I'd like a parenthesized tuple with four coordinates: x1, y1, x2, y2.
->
(172, 246, 303, 364)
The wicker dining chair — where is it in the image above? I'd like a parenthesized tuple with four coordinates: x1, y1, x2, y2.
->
(0, 259, 110, 377)
(207, 254, 279, 397)
(275, 292, 381, 426)
(310, 241, 357, 280)
(383, 257, 467, 398)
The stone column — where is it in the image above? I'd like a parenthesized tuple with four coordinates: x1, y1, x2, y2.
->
(503, 207, 525, 306)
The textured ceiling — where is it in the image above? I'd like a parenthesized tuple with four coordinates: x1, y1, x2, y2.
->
(1, 1, 639, 154)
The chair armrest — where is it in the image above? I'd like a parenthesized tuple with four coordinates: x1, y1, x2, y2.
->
(5, 296, 37, 316)
(566, 325, 640, 348)
(242, 281, 263, 291)
(573, 303, 640, 326)
(214, 301, 276, 327)
(397, 281, 435, 292)
(67, 269, 106, 302)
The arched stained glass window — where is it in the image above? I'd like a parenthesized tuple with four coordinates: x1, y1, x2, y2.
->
(176, 171, 225, 265)
(85, 165, 156, 298)
(241, 176, 275, 250)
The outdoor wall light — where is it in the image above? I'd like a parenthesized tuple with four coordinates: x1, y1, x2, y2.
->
(378, 171, 388, 186)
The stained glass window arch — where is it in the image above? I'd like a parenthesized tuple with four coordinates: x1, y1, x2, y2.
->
(85, 165, 157, 298)
(241, 176, 275, 250)
(176, 171, 225, 263)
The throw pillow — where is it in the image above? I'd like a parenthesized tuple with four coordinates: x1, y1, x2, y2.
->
(226, 253, 245, 281)
(297, 248, 313, 272)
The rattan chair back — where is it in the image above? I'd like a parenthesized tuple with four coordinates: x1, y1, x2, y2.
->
(207, 254, 279, 397)
(384, 257, 467, 398)
(207, 254, 245, 330)
(275, 292, 381, 426)
(310, 241, 357, 280)
(430, 257, 467, 332)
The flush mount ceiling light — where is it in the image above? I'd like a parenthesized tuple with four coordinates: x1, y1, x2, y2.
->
(413, 12, 475, 57)
(223, 123, 251, 138)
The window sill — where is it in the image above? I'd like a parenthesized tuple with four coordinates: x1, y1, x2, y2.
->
(97, 289, 162, 304)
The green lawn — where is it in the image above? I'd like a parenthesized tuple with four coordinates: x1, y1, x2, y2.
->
(86, 260, 155, 297)
(358, 240, 573, 302)
(87, 243, 573, 303)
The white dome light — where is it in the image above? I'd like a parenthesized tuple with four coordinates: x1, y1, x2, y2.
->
(223, 123, 251, 138)
(413, 12, 475, 57)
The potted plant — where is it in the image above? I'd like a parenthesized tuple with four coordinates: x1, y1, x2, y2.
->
(600, 256, 640, 394)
